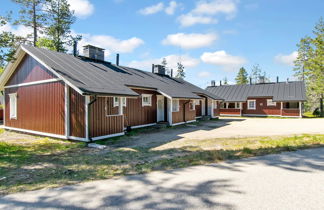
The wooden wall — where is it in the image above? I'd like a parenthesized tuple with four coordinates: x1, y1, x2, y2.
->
(195, 100, 202, 116)
(89, 97, 124, 138)
(6, 54, 56, 86)
(242, 98, 281, 116)
(220, 108, 241, 115)
(5, 82, 65, 135)
(282, 109, 300, 116)
(213, 101, 220, 116)
(124, 89, 157, 127)
(69, 88, 85, 138)
(172, 100, 196, 124)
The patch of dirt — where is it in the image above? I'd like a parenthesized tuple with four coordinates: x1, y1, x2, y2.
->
(21, 163, 56, 170)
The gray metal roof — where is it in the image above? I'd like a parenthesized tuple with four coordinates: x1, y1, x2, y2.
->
(206, 82, 306, 102)
(22, 45, 222, 100)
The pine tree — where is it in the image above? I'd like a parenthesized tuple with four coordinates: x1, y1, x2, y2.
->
(250, 64, 270, 84)
(235, 67, 248, 84)
(0, 16, 25, 69)
(176, 62, 185, 79)
(44, 0, 75, 52)
(12, 0, 46, 46)
(294, 18, 324, 116)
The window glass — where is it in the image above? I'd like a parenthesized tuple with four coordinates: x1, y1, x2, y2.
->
(248, 100, 256, 109)
(142, 94, 152, 106)
(172, 99, 179, 112)
(9, 93, 17, 119)
(267, 99, 276, 106)
(113, 97, 126, 107)
(228, 103, 235, 109)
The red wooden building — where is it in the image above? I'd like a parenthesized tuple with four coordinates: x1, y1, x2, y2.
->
(0, 45, 222, 141)
(206, 81, 306, 117)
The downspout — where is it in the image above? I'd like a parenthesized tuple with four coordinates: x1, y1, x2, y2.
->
(87, 95, 97, 143)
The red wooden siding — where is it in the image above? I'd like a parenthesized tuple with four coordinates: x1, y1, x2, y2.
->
(213, 101, 220, 116)
(282, 109, 300, 116)
(89, 97, 124, 138)
(124, 89, 157, 127)
(0, 109, 3, 121)
(172, 100, 196, 123)
(242, 98, 281, 116)
(220, 108, 241, 115)
(6, 54, 56, 86)
(69, 87, 85, 138)
(5, 82, 65, 135)
(195, 100, 202, 116)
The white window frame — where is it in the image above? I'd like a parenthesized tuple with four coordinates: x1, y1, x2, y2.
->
(113, 97, 126, 107)
(235, 102, 241, 109)
(172, 99, 180, 112)
(267, 99, 276, 106)
(9, 93, 17, 119)
(247, 100, 256, 110)
(142, 94, 152, 107)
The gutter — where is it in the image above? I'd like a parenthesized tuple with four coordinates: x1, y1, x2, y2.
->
(87, 95, 97, 143)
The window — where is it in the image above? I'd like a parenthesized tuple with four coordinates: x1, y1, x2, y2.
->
(142, 94, 152, 106)
(247, 100, 256, 110)
(9, 93, 17, 119)
(189, 100, 195, 110)
(283, 102, 299, 109)
(267, 99, 276, 106)
(172, 99, 179, 112)
(113, 97, 126, 107)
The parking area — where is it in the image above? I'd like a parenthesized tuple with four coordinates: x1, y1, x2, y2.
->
(114, 117, 324, 148)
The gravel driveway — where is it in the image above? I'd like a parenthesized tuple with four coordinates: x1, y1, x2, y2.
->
(1, 147, 323, 210)
(114, 117, 324, 148)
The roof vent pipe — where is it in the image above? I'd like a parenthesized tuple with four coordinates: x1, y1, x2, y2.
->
(73, 40, 78, 57)
(211, 80, 215, 86)
(152, 64, 155, 73)
(276, 76, 279, 83)
(220, 80, 222, 86)
(116, 54, 120, 66)
(287, 78, 289, 83)
(171, 69, 173, 77)
(250, 77, 252, 85)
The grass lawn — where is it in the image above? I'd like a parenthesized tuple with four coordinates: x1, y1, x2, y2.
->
(0, 128, 324, 195)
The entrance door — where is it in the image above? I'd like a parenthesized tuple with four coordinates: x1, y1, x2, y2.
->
(157, 95, 165, 122)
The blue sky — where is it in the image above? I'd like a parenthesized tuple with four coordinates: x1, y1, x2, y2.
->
(1, 0, 323, 88)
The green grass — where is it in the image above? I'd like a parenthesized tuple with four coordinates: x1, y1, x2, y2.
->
(0, 133, 323, 195)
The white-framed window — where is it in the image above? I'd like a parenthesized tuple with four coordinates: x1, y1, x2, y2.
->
(172, 99, 179, 112)
(113, 97, 126, 107)
(142, 94, 152, 106)
(189, 100, 195, 110)
(267, 99, 276, 106)
(213, 100, 218, 109)
(9, 93, 17, 119)
(247, 100, 256, 110)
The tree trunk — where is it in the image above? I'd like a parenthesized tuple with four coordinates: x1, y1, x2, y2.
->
(33, 1, 37, 47)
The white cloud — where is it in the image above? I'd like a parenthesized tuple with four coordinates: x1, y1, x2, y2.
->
(274, 51, 298, 66)
(192, 0, 237, 19)
(129, 54, 199, 71)
(163, 33, 218, 49)
(68, 0, 94, 18)
(165, 1, 178, 15)
(0, 23, 32, 37)
(198, 71, 212, 78)
(177, 0, 238, 27)
(138, 2, 164, 15)
(178, 13, 217, 27)
(77, 33, 144, 57)
(201, 50, 246, 71)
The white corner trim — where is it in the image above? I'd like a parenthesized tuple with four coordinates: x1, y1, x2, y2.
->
(4, 78, 62, 89)
(85, 96, 90, 140)
(186, 120, 196, 123)
(171, 122, 186, 126)
(220, 114, 242, 116)
(21, 45, 84, 96)
(3, 126, 67, 139)
(65, 84, 70, 138)
(68, 136, 88, 142)
(91, 132, 125, 141)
